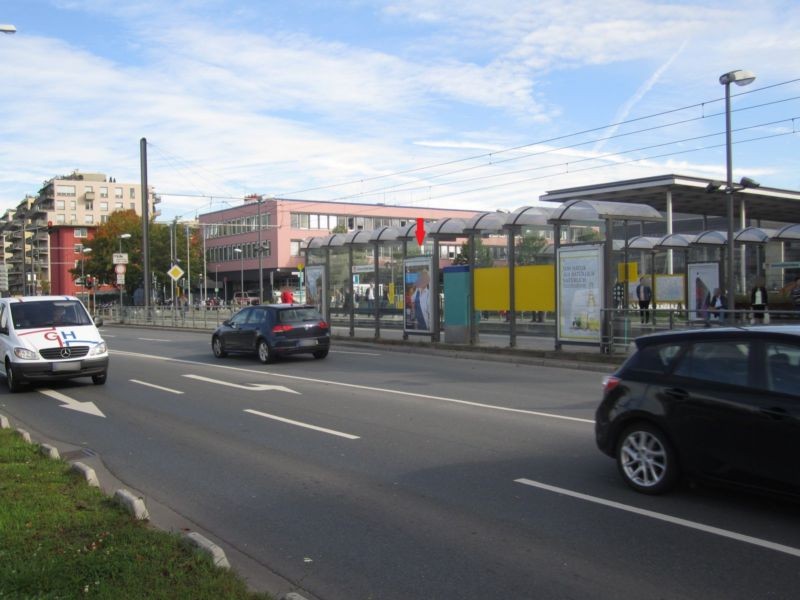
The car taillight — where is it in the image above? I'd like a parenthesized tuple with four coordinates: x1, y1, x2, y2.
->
(318, 320, 329, 329)
(272, 324, 293, 333)
(602, 375, 621, 394)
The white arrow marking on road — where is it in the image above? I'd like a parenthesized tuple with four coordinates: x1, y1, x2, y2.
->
(182, 374, 300, 394)
(245, 409, 359, 440)
(39, 389, 106, 418)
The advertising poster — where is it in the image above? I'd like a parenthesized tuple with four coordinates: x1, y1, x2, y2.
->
(558, 245, 603, 343)
(655, 274, 685, 303)
(404, 256, 433, 334)
(304, 265, 327, 317)
(688, 262, 719, 319)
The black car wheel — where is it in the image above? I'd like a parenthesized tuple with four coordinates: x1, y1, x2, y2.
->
(92, 371, 107, 385)
(5, 360, 21, 393)
(212, 336, 227, 358)
(257, 339, 274, 364)
(616, 422, 679, 494)
(313, 349, 329, 360)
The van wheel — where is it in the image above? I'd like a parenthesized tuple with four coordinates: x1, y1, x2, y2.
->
(5, 360, 21, 393)
(257, 339, 274, 364)
(92, 372, 107, 385)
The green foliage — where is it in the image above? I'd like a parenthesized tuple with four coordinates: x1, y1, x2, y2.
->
(516, 234, 548, 265)
(453, 238, 493, 267)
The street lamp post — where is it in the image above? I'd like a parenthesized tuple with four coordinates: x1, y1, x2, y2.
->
(81, 247, 92, 307)
(720, 69, 756, 320)
(118, 233, 131, 315)
(234, 247, 243, 301)
(0, 24, 16, 34)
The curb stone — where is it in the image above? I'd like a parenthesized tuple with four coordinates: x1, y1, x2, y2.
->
(113, 489, 150, 520)
(183, 532, 231, 569)
(282, 593, 311, 600)
(15, 428, 31, 443)
(39, 444, 60, 460)
(71, 462, 101, 487)
(0, 414, 9, 429)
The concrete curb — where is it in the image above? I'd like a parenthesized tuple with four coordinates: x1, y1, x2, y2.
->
(15, 428, 31, 443)
(113, 488, 150, 520)
(0, 414, 9, 429)
(281, 593, 311, 600)
(183, 532, 231, 569)
(71, 462, 101, 487)
(39, 444, 60, 460)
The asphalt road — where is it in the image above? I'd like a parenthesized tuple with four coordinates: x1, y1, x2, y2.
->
(2, 326, 799, 600)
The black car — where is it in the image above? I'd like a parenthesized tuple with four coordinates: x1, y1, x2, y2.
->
(596, 326, 800, 497)
(211, 304, 330, 363)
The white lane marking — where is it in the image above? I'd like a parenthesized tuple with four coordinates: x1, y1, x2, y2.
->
(330, 350, 380, 356)
(111, 350, 592, 424)
(130, 379, 184, 395)
(138, 337, 171, 342)
(39, 389, 106, 418)
(183, 374, 299, 394)
(514, 478, 800, 559)
(102, 334, 116, 338)
(245, 409, 360, 440)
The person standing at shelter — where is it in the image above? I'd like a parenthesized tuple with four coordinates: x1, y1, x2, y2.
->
(750, 279, 768, 323)
(790, 277, 800, 320)
(413, 270, 432, 331)
(636, 277, 652, 324)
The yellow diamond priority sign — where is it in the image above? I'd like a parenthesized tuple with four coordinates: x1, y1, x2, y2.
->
(168, 264, 185, 282)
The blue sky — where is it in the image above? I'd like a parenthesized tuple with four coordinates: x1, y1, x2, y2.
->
(1, 0, 798, 221)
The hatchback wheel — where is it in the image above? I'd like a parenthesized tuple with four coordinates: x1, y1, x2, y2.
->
(616, 423, 679, 494)
(257, 339, 274, 364)
(212, 336, 227, 358)
(313, 349, 329, 360)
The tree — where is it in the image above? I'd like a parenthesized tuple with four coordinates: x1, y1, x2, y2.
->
(453, 238, 493, 267)
(331, 223, 348, 234)
(516, 234, 549, 265)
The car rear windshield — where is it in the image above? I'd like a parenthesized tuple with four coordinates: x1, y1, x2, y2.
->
(10, 300, 92, 329)
(278, 308, 322, 323)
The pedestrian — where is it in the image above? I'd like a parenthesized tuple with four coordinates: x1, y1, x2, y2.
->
(709, 288, 726, 320)
(790, 277, 800, 320)
(750, 279, 768, 323)
(635, 277, 652, 324)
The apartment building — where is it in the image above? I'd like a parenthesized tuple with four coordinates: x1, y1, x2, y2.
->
(1, 171, 155, 296)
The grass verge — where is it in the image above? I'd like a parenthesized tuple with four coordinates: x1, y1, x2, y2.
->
(0, 428, 270, 599)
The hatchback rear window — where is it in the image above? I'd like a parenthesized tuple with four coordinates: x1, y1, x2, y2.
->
(626, 343, 683, 374)
(672, 340, 750, 387)
(278, 308, 322, 323)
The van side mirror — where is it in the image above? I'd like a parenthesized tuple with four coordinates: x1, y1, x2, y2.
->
(94, 316, 104, 327)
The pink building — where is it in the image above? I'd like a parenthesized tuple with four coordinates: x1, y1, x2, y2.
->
(200, 197, 479, 300)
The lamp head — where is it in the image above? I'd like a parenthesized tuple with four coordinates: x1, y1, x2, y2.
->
(0, 24, 16, 34)
(705, 181, 723, 193)
(739, 176, 761, 188)
(719, 70, 756, 87)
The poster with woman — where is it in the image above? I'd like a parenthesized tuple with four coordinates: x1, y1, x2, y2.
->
(557, 245, 603, 344)
(688, 262, 718, 319)
(404, 256, 433, 334)
(304, 265, 327, 317)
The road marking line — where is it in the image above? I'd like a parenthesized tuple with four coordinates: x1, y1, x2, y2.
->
(137, 337, 171, 342)
(244, 409, 360, 440)
(514, 478, 800, 559)
(182, 374, 299, 394)
(111, 350, 592, 424)
(130, 379, 184, 395)
(330, 350, 380, 356)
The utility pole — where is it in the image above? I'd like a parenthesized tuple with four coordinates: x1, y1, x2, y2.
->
(185, 224, 191, 306)
(140, 138, 151, 318)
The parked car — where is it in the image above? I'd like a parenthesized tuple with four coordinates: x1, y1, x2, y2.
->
(233, 292, 260, 307)
(211, 304, 330, 363)
(596, 326, 800, 498)
(0, 296, 108, 392)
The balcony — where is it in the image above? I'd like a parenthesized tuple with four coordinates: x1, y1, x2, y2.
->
(85, 191, 95, 200)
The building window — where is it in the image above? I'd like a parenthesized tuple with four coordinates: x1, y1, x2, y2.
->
(70, 214, 77, 224)
(74, 244, 83, 253)
(56, 200, 65, 210)
(85, 185, 93, 193)
(74, 228, 88, 238)
(129, 203, 135, 210)
(85, 201, 93, 210)
(84, 215, 94, 224)
(100, 202, 108, 211)
(56, 214, 65, 224)
(310, 214, 319, 229)
(129, 188, 136, 199)
(115, 201, 123, 210)
(56, 185, 76, 196)
(100, 187, 108, 198)
(290, 240, 301, 256)
(101, 215, 109, 224)
(70, 200, 77, 210)
(115, 188, 123, 199)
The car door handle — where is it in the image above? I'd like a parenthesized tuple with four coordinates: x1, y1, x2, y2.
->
(664, 387, 689, 400)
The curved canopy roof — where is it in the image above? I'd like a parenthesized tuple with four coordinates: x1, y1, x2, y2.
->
(657, 233, 697, 249)
(427, 217, 467, 239)
(504, 206, 552, 228)
(773, 223, 800, 240)
(343, 230, 373, 245)
(626, 235, 661, 250)
(464, 212, 507, 233)
(548, 199, 663, 223)
(369, 226, 401, 242)
(693, 230, 727, 245)
(733, 227, 776, 244)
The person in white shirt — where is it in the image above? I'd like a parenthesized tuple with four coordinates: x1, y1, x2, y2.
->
(413, 270, 432, 331)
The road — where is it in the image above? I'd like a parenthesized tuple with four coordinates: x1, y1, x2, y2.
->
(2, 326, 799, 599)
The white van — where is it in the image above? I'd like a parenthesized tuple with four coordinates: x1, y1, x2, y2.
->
(0, 296, 109, 392)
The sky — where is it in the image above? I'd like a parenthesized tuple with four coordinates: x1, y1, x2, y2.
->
(0, 0, 798, 222)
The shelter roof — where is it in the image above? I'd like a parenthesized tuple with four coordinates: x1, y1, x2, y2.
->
(540, 174, 800, 223)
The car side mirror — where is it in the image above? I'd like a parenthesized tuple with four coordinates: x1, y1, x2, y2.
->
(222, 319, 231, 327)
(93, 316, 104, 327)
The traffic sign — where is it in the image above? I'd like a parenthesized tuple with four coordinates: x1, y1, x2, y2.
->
(297, 263, 304, 271)
(168, 264, 185, 281)
(114, 264, 126, 274)
(116, 274, 125, 285)
(113, 253, 129, 265)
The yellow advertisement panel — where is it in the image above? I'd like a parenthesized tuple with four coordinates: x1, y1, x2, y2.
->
(617, 262, 638, 282)
(474, 265, 555, 311)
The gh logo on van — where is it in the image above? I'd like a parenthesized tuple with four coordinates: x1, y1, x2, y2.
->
(44, 330, 77, 343)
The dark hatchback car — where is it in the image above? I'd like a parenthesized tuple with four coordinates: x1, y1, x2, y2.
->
(596, 326, 800, 498)
(211, 304, 330, 363)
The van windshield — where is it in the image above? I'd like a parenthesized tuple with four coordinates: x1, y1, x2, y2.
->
(10, 300, 92, 330)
